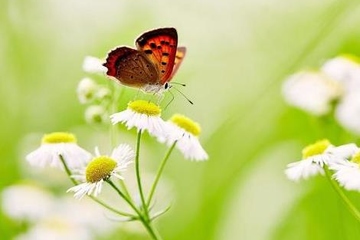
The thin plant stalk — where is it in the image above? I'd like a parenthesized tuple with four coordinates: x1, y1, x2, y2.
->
(107, 180, 161, 240)
(135, 130, 150, 220)
(147, 141, 177, 206)
(324, 166, 360, 222)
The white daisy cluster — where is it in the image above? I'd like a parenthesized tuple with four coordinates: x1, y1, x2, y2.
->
(282, 54, 360, 135)
(285, 139, 360, 192)
(77, 56, 112, 124)
(110, 100, 208, 161)
(26, 132, 135, 199)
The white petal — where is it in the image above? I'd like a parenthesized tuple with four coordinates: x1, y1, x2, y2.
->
(285, 159, 324, 182)
(333, 163, 360, 191)
(111, 144, 135, 167)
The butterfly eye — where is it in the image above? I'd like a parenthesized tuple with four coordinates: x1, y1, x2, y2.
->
(164, 82, 169, 89)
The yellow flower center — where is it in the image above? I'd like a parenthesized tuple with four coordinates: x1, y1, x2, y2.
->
(85, 156, 117, 183)
(302, 139, 331, 159)
(128, 100, 161, 116)
(41, 132, 77, 144)
(351, 152, 360, 165)
(170, 114, 201, 136)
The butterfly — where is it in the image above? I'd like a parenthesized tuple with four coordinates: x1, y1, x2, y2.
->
(103, 27, 186, 93)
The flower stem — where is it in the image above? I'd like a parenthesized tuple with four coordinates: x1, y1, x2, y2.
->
(107, 179, 161, 240)
(59, 154, 78, 185)
(59, 154, 134, 218)
(324, 166, 360, 222)
(135, 130, 150, 220)
(147, 141, 177, 207)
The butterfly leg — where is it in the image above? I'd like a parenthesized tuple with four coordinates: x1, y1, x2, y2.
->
(163, 90, 175, 111)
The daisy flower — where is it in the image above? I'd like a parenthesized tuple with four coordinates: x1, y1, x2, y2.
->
(82, 56, 107, 74)
(77, 78, 99, 104)
(26, 132, 92, 170)
(85, 105, 107, 124)
(321, 54, 360, 94)
(161, 114, 208, 161)
(282, 71, 343, 116)
(285, 140, 358, 182)
(110, 100, 166, 138)
(1, 183, 54, 222)
(67, 144, 134, 199)
(330, 149, 360, 191)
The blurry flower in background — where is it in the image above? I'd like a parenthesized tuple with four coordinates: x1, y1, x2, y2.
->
(161, 114, 208, 161)
(26, 132, 92, 170)
(335, 93, 360, 135)
(1, 183, 54, 222)
(94, 86, 112, 102)
(282, 71, 342, 116)
(14, 215, 93, 240)
(67, 144, 134, 199)
(321, 55, 360, 94)
(330, 150, 360, 191)
(110, 100, 167, 138)
(2, 181, 121, 240)
(77, 78, 99, 104)
(82, 56, 107, 74)
(85, 105, 107, 124)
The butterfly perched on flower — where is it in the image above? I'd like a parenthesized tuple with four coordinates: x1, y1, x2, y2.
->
(103, 28, 186, 94)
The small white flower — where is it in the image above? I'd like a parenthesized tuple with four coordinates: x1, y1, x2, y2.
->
(95, 87, 112, 101)
(330, 150, 360, 191)
(85, 105, 107, 124)
(285, 140, 331, 181)
(282, 71, 342, 115)
(321, 55, 360, 94)
(110, 100, 167, 138)
(26, 132, 92, 170)
(77, 78, 99, 104)
(161, 114, 208, 161)
(1, 183, 54, 222)
(82, 56, 107, 74)
(284, 140, 358, 182)
(67, 144, 134, 199)
(335, 93, 360, 135)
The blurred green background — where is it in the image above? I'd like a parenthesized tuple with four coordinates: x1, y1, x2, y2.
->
(2, 0, 360, 239)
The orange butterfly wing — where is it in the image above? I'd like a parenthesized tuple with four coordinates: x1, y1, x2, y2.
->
(103, 46, 158, 87)
(169, 46, 186, 81)
(136, 28, 178, 84)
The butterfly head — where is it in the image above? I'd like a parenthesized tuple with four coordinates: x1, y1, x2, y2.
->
(141, 82, 170, 94)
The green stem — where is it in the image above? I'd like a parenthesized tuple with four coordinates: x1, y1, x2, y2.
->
(107, 180, 161, 240)
(59, 154, 78, 185)
(59, 154, 135, 218)
(147, 141, 177, 207)
(324, 167, 360, 222)
(119, 179, 132, 199)
(135, 130, 150, 220)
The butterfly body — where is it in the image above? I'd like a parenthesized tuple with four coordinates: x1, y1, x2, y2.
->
(103, 28, 186, 93)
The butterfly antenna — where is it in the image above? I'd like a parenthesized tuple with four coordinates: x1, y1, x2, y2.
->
(172, 86, 194, 105)
(171, 82, 186, 87)
(164, 89, 175, 110)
